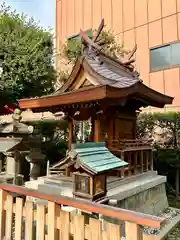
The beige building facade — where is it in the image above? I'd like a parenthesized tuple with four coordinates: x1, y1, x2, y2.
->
(56, 0, 180, 111)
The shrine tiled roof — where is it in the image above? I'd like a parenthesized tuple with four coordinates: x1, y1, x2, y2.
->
(71, 142, 128, 175)
(84, 53, 140, 88)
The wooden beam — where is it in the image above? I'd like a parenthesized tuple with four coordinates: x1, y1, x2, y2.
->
(19, 85, 106, 110)
(68, 118, 73, 150)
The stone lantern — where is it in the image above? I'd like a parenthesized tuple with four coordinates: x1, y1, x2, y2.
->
(25, 148, 45, 180)
(0, 109, 33, 185)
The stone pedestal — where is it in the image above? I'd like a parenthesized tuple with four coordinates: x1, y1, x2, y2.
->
(5, 152, 21, 183)
(6, 154, 17, 175)
(0, 152, 24, 185)
(0, 153, 4, 172)
(26, 148, 45, 180)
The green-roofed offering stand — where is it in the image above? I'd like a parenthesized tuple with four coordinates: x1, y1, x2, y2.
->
(69, 142, 128, 202)
(71, 142, 128, 175)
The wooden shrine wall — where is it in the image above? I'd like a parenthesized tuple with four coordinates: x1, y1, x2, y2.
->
(106, 110, 137, 144)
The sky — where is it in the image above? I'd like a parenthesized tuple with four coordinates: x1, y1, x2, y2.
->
(3, 0, 55, 31)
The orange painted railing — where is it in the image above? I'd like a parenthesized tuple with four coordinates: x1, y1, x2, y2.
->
(0, 184, 164, 239)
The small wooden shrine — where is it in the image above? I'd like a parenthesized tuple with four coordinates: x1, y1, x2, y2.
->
(57, 142, 128, 201)
(19, 20, 173, 187)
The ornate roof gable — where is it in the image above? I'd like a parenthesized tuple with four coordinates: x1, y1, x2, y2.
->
(54, 19, 141, 94)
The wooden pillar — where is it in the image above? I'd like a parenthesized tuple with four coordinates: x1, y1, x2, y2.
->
(66, 167, 71, 177)
(119, 152, 125, 178)
(134, 152, 138, 174)
(68, 118, 73, 150)
(128, 152, 132, 177)
(94, 119, 101, 142)
(145, 151, 149, 172)
(108, 119, 114, 148)
(140, 150, 144, 173)
(90, 117, 95, 141)
(0, 153, 3, 173)
(150, 149, 153, 171)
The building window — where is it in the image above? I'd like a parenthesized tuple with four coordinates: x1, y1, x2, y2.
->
(66, 29, 93, 59)
(150, 42, 180, 72)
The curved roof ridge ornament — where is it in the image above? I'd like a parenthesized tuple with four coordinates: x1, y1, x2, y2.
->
(80, 19, 105, 53)
(80, 29, 102, 51)
(93, 19, 105, 43)
(80, 19, 138, 70)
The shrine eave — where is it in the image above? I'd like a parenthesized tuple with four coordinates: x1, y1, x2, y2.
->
(18, 83, 173, 111)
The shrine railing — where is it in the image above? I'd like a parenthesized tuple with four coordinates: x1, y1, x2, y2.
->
(108, 139, 154, 178)
(109, 139, 153, 150)
(0, 184, 164, 240)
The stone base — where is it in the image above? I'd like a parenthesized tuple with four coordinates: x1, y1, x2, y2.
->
(25, 171, 168, 216)
(0, 172, 24, 185)
(117, 183, 168, 215)
(25, 178, 73, 197)
(107, 171, 168, 216)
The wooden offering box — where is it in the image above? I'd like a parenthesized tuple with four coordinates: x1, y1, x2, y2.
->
(73, 172, 106, 201)
(72, 142, 128, 202)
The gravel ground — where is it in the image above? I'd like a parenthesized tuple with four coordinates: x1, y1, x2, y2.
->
(141, 208, 180, 236)
(166, 225, 180, 240)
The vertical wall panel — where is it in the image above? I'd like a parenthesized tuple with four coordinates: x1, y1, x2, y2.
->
(177, 0, 180, 13)
(112, 0, 123, 34)
(136, 25, 149, 85)
(162, 0, 176, 18)
(61, 0, 67, 40)
(178, 13, 180, 39)
(123, 0, 135, 31)
(75, 0, 83, 34)
(163, 15, 178, 43)
(92, 0, 102, 29)
(149, 71, 164, 94)
(84, 0, 92, 30)
(123, 29, 135, 50)
(135, 0, 147, 27)
(148, 0, 161, 22)
(67, 0, 75, 37)
(56, 0, 62, 46)
(148, 20, 162, 47)
(164, 68, 180, 105)
(102, 0, 112, 29)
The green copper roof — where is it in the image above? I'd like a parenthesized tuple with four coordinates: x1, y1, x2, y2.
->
(71, 142, 128, 175)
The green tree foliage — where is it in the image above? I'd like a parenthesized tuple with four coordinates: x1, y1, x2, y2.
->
(137, 112, 180, 198)
(0, 3, 55, 105)
(36, 121, 68, 165)
(137, 112, 180, 147)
